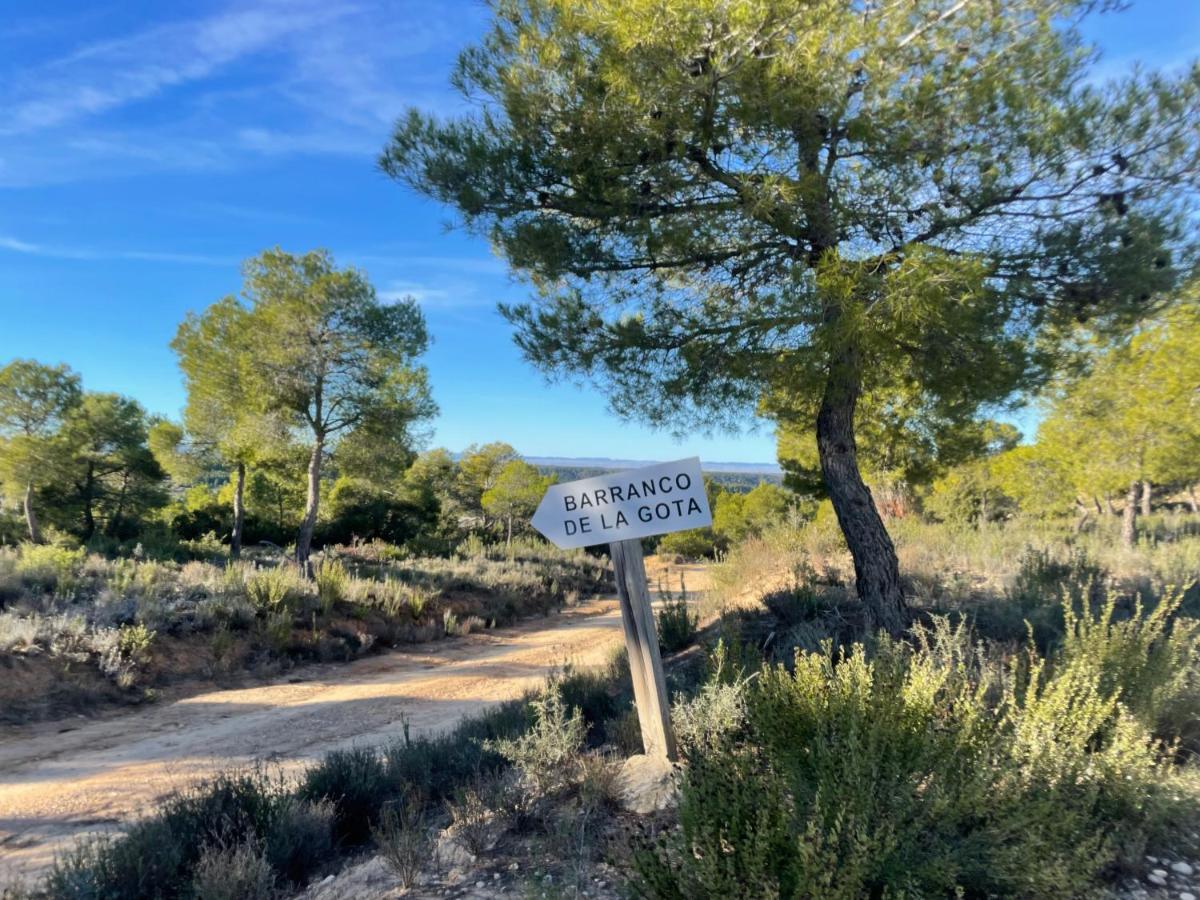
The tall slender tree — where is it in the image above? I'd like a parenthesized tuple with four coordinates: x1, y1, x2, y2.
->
(482, 458, 554, 545)
(236, 249, 436, 565)
(382, 0, 1198, 633)
(171, 296, 287, 558)
(0, 360, 81, 542)
(455, 442, 519, 529)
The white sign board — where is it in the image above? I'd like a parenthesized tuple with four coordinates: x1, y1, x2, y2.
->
(532, 457, 712, 549)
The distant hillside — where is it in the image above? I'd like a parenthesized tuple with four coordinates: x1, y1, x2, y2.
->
(525, 455, 781, 475)
(527, 456, 782, 490)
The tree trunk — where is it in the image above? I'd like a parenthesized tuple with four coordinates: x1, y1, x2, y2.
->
(1075, 501, 1094, 535)
(1092, 496, 1103, 516)
(296, 439, 323, 568)
(1120, 480, 1140, 549)
(1104, 493, 1117, 516)
(23, 482, 42, 544)
(81, 464, 96, 540)
(1188, 485, 1200, 514)
(108, 471, 129, 537)
(816, 348, 907, 636)
(506, 514, 513, 548)
(231, 461, 246, 560)
(1140, 480, 1152, 517)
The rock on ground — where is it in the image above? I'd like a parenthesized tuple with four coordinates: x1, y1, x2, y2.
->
(614, 753, 678, 816)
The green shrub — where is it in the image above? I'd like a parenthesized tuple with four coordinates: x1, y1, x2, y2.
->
(245, 565, 302, 612)
(671, 675, 747, 757)
(656, 595, 697, 653)
(259, 608, 294, 655)
(263, 798, 333, 885)
(656, 528, 717, 560)
(1058, 588, 1200, 748)
(406, 585, 431, 618)
(15, 543, 85, 594)
(558, 665, 620, 738)
(486, 682, 587, 797)
(299, 747, 393, 846)
(632, 604, 1198, 899)
(384, 700, 530, 803)
(760, 583, 823, 626)
(44, 772, 286, 900)
(1008, 545, 1105, 610)
(314, 558, 349, 613)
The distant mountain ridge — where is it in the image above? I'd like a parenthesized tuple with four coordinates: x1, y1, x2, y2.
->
(524, 455, 782, 475)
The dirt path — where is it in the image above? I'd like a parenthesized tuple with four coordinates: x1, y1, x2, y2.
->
(0, 561, 708, 886)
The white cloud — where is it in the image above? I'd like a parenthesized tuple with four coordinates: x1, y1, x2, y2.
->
(0, 0, 476, 186)
(0, 236, 42, 253)
(1, 3, 353, 137)
(0, 235, 231, 265)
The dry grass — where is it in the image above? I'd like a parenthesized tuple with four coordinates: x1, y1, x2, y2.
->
(0, 538, 610, 723)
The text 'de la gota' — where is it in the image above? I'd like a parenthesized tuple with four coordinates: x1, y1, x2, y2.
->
(531, 457, 712, 549)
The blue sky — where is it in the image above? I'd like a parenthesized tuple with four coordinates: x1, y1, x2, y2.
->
(1, 1, 1196, 464)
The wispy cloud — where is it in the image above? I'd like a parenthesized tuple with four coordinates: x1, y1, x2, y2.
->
(1, 3, 352, 137)
(0, 0, 475, 187)
(0, 235, 232, 266)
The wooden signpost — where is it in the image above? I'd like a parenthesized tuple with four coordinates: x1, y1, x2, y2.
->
(531, 457, 712, 760)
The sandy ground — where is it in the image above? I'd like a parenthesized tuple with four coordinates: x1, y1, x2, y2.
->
(0, 560, 707, 886)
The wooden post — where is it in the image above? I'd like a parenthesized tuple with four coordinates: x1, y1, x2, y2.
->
(610, 538, 676, 760)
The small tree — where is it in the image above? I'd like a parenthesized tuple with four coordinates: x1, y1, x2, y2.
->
(1037, 290, 1200, 546)
(235, 249, 436, 565)
(0, 360, 81, 542)
(455, 442, 519, 529)
(171, 297, 290, 558)
(482, 459, 555, 545)
(383, 0, 1198, 633)
(49, 393, 166, 540)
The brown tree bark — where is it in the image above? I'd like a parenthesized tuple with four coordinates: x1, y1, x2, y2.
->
(1140, 480, 1152, 517)
(231, 461, 245, 560)
(295, 437, 323, 568)
(815, 348, 907, 636)
(1092, 496, 1103, 516)
(23, 482, 42, 544)
(80, 463, 97, 540)
(1075, 501, 1094, 535)
(1120, 480, 1140, 549)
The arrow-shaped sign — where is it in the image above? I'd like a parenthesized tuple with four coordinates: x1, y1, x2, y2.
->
(532, 457, 712, 549)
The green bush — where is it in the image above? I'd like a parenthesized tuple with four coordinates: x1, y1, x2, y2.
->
(383, 700, 530, 803)
(44, 772, 291, 900)
(264, 798, 333, 885)
(656, 595, 698, 653)
(15, 543, 85, 594)
(632, 601, 1200, 899)
(245, 565, 304, 612)
(486, 682, 587, 797)
(298, 747, 393, 846)
(656, 528, 717, 560)
(314, 558, 349, 613)
(760, 584, 824, 626)
(1008, 545, 1105, 610)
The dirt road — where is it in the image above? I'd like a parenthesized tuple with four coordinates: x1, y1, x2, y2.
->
(0, 561, 706, 885)
(0, 598, 625, 882)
